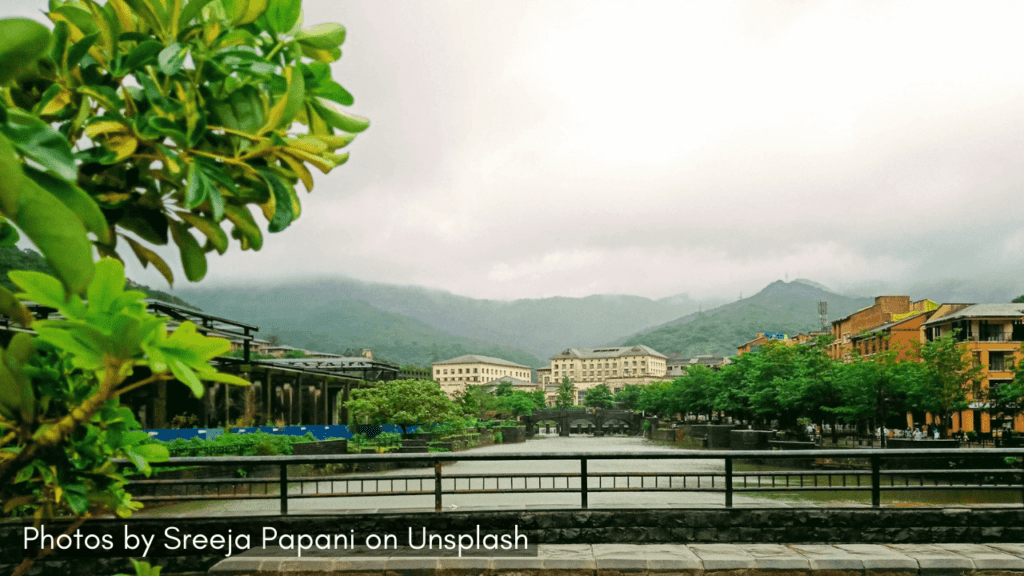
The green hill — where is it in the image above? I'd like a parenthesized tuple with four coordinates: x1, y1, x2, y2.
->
(174, 286, 544, 367)
(621, 280, 873, 357)
(178, 278, 718, 360)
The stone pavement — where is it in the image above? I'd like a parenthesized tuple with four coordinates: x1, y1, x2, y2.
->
(209, 543, 1024, 575)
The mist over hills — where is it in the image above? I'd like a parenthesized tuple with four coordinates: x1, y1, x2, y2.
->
(617, 279, 874, 358)
(177, 277, 720, 366)
(176, 275, 1020, 368)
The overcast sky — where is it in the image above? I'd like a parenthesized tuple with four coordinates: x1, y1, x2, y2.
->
(6, 0, 1024, 302)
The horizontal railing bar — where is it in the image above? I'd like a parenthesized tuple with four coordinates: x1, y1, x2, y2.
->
(115, 447, 1024, 468)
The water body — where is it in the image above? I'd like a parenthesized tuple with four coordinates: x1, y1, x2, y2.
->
(145, 435, 791, 517)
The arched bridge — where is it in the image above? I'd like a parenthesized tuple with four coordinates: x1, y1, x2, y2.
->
(522, 408, 642, 437)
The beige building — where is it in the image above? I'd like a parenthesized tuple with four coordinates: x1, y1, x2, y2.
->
(548, 345, 668, 404)
(432, 354, 534, 398)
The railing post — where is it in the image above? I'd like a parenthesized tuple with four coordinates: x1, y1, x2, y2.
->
(580, 458, 589, 509)
(434, 461, 443, 512)
(279, 464, 288, 515)
(870, 454, 881, 508)
(725, 457, 733, 508)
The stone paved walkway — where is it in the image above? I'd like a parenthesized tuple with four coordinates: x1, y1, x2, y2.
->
(209, 543, 1024, 575)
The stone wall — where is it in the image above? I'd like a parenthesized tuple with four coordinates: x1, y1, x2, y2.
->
(706, 425, 738, 449)
(730, 430, 774, 451)
(501, 426, 527, 443)
(6, 508, 1024, 575)
(291, 438, 348, 455)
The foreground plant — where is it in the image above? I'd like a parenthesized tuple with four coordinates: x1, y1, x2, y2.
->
(0, 0, 367, 298)
(0, 1, 368, 573)
(0, 259, 250, 574)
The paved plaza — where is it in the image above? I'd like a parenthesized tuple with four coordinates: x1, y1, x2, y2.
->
(211, 543, 1024, 575)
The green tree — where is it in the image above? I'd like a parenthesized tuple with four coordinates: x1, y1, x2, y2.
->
(496, 389, 538, 416)
(584, 383, 615, 409)
(346, 379, 457, 431)
(556, 376, 575, 408)
(613, 384, 643, 410)
(1013, 295, 1024, 304)
(913, 332, 985, 437)
(530, 388, 547, 409)
(454, 385, 499, 419)
(494, 379, 514, 396)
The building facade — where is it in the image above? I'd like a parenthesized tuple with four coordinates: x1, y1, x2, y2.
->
(829, 297, 939, 360)
(920, 304, 1024, 434)
(431, 354, 534, 398)
(548, 345, 667, 404)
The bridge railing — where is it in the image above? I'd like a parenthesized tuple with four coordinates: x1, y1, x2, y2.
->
(121, 448, 1024, 515)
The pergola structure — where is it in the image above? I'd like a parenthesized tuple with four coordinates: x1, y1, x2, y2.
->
(2, 299, 400, 429)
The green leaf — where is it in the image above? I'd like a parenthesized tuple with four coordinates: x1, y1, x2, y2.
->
(168, 219, 208, 282)
(125, 40, 164, 71)
(86, 258, 126, 316)
(66, 32, 99, 70)
(157, 42, 188, 75)
(0, 18, 50, 84)
(0, 220, 19, 246)
(23, 166, 111, 243)
(223, 204, 263, 250)
(179, 0, 217, 27)
(177, 212, 228, 254)
(119, 205, 168, 245)
(0, 134, 93, 296)
(65, 492, 89, 514)
(258, 169, 294, 232)
(124, 235, 174, 285)
(33, 326, 105, 369)
(317, 80, 354, 107)
(123, 447, 151, 476)
(266, 0, 301, 33)
(0, 284, 32, 327)
(295, 23, 345, 49)
(312, 98, 369, 134)
(1, 109, 78, 181)
(167, 356, 204, 397)
(7, 333, 36, 366)
(197, 370, 251, 386)
(184, 162, 208, 209)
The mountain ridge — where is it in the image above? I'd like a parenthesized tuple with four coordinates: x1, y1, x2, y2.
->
(616, 280, 873, 357)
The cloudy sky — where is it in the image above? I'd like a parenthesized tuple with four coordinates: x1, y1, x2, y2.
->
(6, 0, 1024, 301)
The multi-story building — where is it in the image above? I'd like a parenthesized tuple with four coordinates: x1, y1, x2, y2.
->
(920, 303, 1024, 434)
(665, 353, 731, 378)
(736, 331, 829, 356)
(548, 345, 667, 404)
(431, 354, 534, 399)
(829, 297, 939, 360)
(536, 367, 552, 388)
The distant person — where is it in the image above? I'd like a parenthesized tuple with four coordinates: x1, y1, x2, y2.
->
(913, 428, 922, 440)
(934, 428, 940, 440)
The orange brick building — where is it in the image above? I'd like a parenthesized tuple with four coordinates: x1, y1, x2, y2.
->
(920, 304, 1024, 434)
(829, 296, 938, 360)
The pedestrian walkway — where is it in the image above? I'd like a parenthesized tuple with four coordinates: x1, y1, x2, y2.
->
(209, 543, 1024, 575)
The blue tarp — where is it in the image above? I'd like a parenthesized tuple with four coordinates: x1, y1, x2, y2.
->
(144, 424, 419, 442)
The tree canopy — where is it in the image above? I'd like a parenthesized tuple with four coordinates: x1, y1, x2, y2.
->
(346, 379, 457, 429)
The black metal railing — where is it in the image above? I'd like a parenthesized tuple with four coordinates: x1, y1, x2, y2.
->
(122, 448, 1024, 515)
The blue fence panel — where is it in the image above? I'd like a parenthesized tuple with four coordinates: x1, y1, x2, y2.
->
(145, 424, 421, 442)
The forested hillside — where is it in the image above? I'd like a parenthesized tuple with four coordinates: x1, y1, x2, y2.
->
(179, 278, 718, 360)
(622, 280, 873, 357)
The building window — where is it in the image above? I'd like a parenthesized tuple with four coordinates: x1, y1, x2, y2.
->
(990, 351, 1011, 372)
